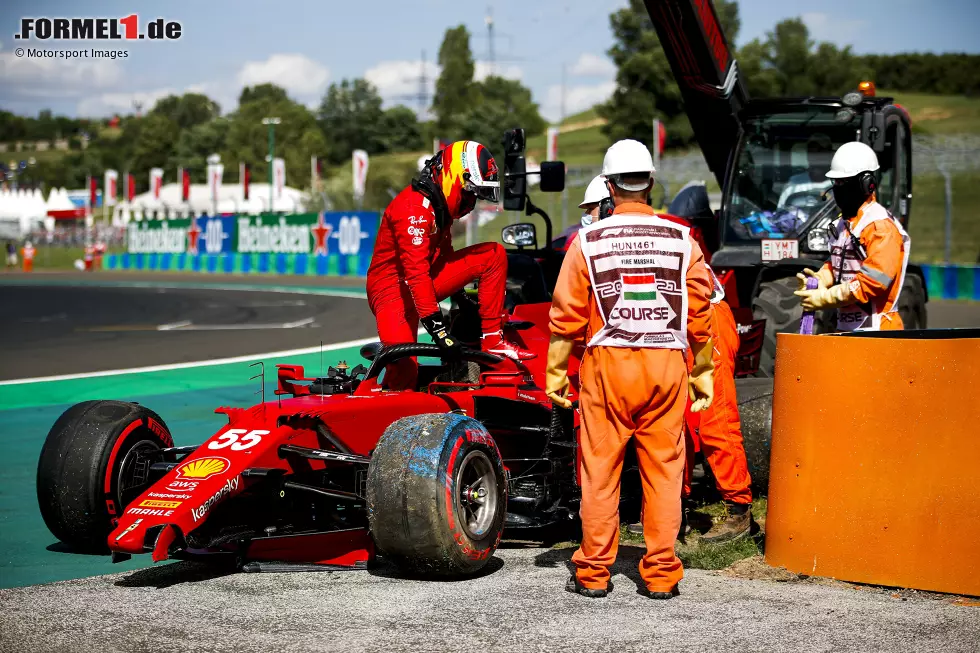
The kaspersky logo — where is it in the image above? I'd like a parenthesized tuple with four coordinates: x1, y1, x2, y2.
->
(14, 16, 182, 41)
(175, 457, 230, 480)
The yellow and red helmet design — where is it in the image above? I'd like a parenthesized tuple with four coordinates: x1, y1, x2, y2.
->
(437, 140, 499, 218)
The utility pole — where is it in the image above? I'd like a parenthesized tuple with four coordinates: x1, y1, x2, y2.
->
(486, 6, 495, 77)
(560, 63, 567, 123)
(262, 116, 280, 213)
(418, 49, 429, 121)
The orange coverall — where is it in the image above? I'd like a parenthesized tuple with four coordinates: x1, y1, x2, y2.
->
(683, 299, 752, 504)
(549, 202, 713, 593)
(21, 245, 35, 273)
(819, 200, 907, 330)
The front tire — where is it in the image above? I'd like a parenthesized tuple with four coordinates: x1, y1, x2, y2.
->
(367, 413, 506, 577)
(37, 400, 173, 553)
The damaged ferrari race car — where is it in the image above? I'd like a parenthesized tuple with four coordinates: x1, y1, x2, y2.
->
(36, 131, 773, 578)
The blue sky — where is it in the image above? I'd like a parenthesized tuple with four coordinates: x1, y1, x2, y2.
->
(1, 0, 978, 121)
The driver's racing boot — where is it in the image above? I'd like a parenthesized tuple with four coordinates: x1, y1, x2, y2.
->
(566, 576, 611, 598)
(700, 501, 753, 543)
(482, 331, 536, 360)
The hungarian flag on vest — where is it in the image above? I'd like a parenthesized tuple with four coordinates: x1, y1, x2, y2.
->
(622, 273, 658, 301)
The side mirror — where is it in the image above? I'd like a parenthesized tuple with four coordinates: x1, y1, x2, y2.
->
(539, 161, 565, 192)
(502, 128, 527, 211)
(501, 223, 537, 249)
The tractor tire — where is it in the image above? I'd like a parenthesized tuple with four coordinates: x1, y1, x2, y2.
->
(898, 273, 927, 329)
(367, 413, 506, 578)
(734, 378, 774, 495)
(752, 277, 803, 377)
(37, 400, 173, 553)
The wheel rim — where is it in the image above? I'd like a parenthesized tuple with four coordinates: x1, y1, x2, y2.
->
(454, 450, 498, 540)
(116, 439, 162, 509)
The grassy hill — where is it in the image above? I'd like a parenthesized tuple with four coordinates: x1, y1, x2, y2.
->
(24, 90, 980, 266)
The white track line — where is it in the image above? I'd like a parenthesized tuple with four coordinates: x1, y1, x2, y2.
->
(157, 320, 192, 331)
(156, 317, 317, 331)
(0, 336, 380, 386)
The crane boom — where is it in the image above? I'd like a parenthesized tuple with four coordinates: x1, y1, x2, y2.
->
(641, 0, 748, 187)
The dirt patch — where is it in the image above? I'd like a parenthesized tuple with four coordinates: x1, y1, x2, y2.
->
(912, 107, 954, 122)
(560, 118, 607, 133)
(721, 555, 804, 582)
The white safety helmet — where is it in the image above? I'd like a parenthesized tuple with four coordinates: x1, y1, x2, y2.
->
(578, 175, 610, 208)
(602, 139, 656, 191)
(825, 141, 879, 179)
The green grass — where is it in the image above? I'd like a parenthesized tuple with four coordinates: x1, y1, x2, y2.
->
(614, 497, 769, 571)
(908, 172, 980, 264)
(888, 90, 980, 135)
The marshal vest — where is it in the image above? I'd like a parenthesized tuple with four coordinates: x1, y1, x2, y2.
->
(829, 201, 910, 331)
(578, 214, 692, 349)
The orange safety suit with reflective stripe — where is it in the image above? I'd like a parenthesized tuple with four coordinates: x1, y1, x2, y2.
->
(683, 299, 752, 504)
(819, 198, 909, 331)
(549, 201, 713, 593)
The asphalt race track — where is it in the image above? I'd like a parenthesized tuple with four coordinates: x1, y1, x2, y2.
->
(0, 273, 373, 381)
(1, 274, 979, 651)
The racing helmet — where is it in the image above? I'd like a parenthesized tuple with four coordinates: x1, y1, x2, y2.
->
(437, 140, 500, 218)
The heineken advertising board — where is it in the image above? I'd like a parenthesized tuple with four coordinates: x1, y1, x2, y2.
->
(125, 212, 377, 258)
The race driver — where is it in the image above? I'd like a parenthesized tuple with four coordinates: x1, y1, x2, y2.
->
(795, 141, 910, 330)
(367, 140, 534, 391)
(546, 139, 715, 600)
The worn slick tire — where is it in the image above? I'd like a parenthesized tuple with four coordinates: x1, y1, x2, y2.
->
(36, 400, 173, 553)
(897, 272, 927, 329)
(367, 413, 506, 577)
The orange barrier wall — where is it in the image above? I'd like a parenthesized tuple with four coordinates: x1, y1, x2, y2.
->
(765, 333, 980, 596)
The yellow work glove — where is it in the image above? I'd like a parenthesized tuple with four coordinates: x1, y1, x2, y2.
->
(688, 337, 715, 413)
(545, 335, 575, 409)
(795, 267, 834, 291)
(794, 282, 853, 311)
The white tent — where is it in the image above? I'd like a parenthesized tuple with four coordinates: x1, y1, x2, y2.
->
(112, 182, 308, 224)
(0, 187, 48, 237)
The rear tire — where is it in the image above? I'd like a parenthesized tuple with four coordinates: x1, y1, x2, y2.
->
(898, 273, 927, 329)
(36, 400, 173, 553)
(367, 413, 506, 577)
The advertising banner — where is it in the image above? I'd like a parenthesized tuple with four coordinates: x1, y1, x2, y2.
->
(352, 150, 369, 201)
(150, 168, 164, 199)
(547, 126, 559, 161)
(127, 215, 236, 255)
(104, 169, 118, 206)
(115, 212, 378, 277)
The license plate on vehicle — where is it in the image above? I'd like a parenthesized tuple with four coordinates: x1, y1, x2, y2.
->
(761, 239, 799, 261)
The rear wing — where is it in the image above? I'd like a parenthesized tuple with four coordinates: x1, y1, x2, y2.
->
(642, 0, 748, 187)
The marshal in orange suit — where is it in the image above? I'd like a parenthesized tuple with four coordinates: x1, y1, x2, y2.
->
(546, 139, 714, 600)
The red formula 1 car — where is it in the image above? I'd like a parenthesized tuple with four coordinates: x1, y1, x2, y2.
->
(36, 299, 584, 577)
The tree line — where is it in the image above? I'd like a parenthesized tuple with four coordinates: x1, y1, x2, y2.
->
(2, 1, 978, 196)
(600, 0, 979, 147)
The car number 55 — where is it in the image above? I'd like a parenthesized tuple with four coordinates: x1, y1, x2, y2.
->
(207, 428, 270, 451)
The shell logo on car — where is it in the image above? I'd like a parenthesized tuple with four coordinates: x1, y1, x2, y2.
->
(175, 457, 230, 480)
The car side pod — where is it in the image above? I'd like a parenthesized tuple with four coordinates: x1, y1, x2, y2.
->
(766, 328, 980, 597)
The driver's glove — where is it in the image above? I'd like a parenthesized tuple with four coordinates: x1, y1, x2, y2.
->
(420, 311, 462, 357)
